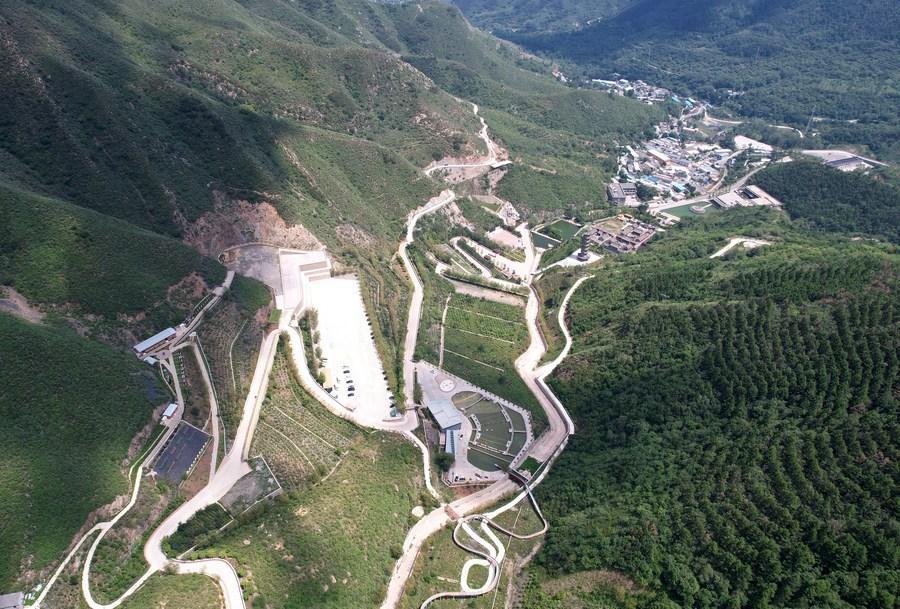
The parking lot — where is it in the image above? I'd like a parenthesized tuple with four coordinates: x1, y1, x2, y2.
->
(308, 275, 395, 426)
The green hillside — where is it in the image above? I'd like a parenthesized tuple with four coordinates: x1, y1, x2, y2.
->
(0, 0, 482, 242)
(462, 0, 900, 161)
(0, 182, 224, 321)
(526, 211, 899, 609)
(0, 314, 159, 588)
(380, 1, 665, 214)
(751, 162, 900, 244)
(452, 0, 635, 33)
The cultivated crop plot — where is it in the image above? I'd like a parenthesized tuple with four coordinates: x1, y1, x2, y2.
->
(441, 294, 545, 428)
(173, 348, 211, 428)
(251, 350, 357, 489)
(152, 423, 211, 484)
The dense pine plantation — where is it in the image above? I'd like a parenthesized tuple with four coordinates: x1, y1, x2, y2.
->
(526, 211, 899, 609)
(751, 162, 900, 244)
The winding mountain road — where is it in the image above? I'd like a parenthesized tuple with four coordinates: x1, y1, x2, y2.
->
(37, 97, 584, 609)
(424, 103, 500, 176)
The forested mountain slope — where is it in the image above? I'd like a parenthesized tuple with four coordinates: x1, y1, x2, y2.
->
(458, 0, 900, 161)
(0, 314, 161, 588)
(452, 0, 636, 33)
(526, 210, 899, 609)
(0, 0, 474, 242)
(751, 162, 900, 244)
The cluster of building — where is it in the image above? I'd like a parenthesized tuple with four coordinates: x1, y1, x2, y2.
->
(617, 137, 734, 203)
(585, 214, 658, 254)
(590, 78, 695, 107)
(606, 181, 638, 206)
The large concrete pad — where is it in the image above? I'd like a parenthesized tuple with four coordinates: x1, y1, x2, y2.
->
(308, 275, 394, 425)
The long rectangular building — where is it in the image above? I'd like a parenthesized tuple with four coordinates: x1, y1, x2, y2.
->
(607, 182, 637, 206)
(132, 327, 176, 355)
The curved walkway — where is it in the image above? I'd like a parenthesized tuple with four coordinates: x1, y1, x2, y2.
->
(418, 484, 549, 608)
(32, 434, 164, 609)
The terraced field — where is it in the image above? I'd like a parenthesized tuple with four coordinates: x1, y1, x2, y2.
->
(197, 300, 266, 443)
(441, 294, 545, 430)
(251, 344, 357, 489)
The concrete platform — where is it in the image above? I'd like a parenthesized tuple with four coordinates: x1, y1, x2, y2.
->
(308, 275, 395, 426)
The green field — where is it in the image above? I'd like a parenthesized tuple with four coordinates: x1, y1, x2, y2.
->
(250, 340, 358, 490)
(0, 314, 159, 590)
(120, 574, 223, 609)
(441, 294, 545, 432)
(196, 431, 425, 609)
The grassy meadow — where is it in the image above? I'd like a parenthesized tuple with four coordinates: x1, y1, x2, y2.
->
(194, 432, 425, 609)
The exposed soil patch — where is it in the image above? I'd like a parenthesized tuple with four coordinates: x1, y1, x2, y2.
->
(167, 272, 209, 311)
(335, 223, 376, 248)
(0, 286, 45, 323)
(183, 196, 322, 257)
(440, 201, 474, 231)
(541, 569, 640, 595)
(181, 444, 212, 499)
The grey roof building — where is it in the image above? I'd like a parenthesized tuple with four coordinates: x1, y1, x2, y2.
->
(426, 398, 462, 431)
(133, 327, 176, 355)
(607, 182, 637, 205)
(426, 398, 463, 454)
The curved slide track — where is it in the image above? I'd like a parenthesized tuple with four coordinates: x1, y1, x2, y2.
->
(382, 233, 592, 608)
